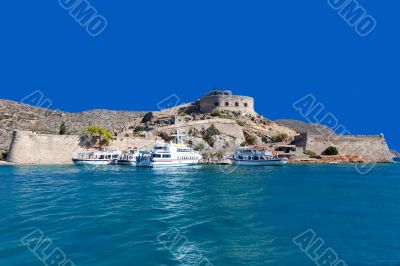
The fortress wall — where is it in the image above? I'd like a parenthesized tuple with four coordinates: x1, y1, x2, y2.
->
(303, 134, 393, 162)
(7, 130, 156, 165)
(7, 131, 84, 164)
(199, 95, 255, 113)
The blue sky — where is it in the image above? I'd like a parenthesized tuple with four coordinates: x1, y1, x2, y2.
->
(0, 1, 398, 149)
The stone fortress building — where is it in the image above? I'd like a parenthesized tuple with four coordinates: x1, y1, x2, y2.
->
(198, 90, 255, 114)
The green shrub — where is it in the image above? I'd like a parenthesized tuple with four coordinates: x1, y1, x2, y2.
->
(86, 125, 101, 136)
(214, 150, 227, 160)
(85, 125, 113, 145)
(59, 122, 67, 135)
(202, 151, 214, 160)
(245, 134, 257, 145)
(235, 119, 245, 126)
(188, 128, 195, 136)
(202, 124, 220, 147)
(211, 110, 222, 117)
(323, 146, 339, 156)
(205, 124, 220, 137)
(100, 128, 113, 144)
(196, 142, 206, 151)
(0, 151, 7, 161)
(134, 125, 145, 132)
(304, 150, 317, 156)
(271, 133, 289, 143)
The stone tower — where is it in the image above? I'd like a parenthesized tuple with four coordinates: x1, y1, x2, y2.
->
(199, 90, 255, 114)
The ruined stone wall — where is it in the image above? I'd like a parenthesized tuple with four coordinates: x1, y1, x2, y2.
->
(7, 130, 156, 165)
(294, 133, 393, 162)
(199, 95, 255, 113)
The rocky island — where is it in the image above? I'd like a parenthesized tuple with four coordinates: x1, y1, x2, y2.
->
(0, 90, 394, 165)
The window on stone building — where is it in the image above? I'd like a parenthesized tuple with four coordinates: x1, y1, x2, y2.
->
(225, 102, 229, 106)
(244, 103, 248, 107)
(215, 102, 219, 106)
(235, 102, 239, 107)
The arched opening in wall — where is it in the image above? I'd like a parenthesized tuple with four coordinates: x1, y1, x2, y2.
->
(235, 102, 239, 107)
(244, 103, 248, 107)
(225, 102, 229, 106)
(215, 102, 220, 106)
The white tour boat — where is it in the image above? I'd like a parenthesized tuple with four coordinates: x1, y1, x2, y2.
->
(118, 148, 140, 166)
(136, 131, 202, 167)
(230, 146, 288, 166)
(72, 148, 121, 165)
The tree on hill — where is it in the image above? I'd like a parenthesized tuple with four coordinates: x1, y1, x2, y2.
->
(270, 133, 288, 143)
(244, 133, 257, 145)
(134, 125, 144, 132)
(323, 146, 339, 156)
(85, 125, 113, 145)
(202, 124, 220, 147)
(59, 122, 67, 135)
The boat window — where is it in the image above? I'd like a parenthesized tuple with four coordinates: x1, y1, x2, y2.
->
(99, 155, 104, 159)
(239, 155, 243, 160)
(112, 155, 119, 158)
(152, 154, 161, 158)
(254, 156, 259, 160)
(162, 154, 171, 158)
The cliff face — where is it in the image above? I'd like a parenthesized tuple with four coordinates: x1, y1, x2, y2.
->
(0, 99, 145, 151)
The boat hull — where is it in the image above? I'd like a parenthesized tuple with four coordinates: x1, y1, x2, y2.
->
(230, 158, 288, 166)
(117, 160, 137, 166)
(136, 159, 200, 167)
(72, 159, 113, 165)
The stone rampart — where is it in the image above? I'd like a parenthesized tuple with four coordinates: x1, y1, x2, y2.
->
(6, 130, 156, 165)
(294, 133, 393, 162)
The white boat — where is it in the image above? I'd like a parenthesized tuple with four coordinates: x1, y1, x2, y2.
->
(118, 148, 140, 165)
(230, 146, 288, 166)
(72, 148, 121, 165)
(136, 131, 202, 167)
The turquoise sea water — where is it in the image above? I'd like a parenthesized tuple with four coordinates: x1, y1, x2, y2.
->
(0, 163, 399, 266)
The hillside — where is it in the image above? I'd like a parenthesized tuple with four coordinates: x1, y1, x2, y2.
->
(0, 99, 145, 151)
(275, 119, 335, 135)
(0, 99, 297, 154)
